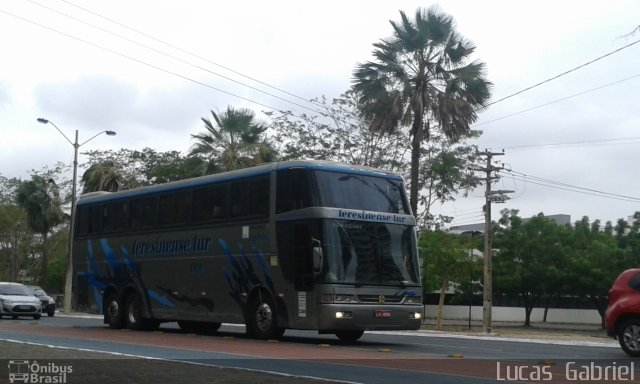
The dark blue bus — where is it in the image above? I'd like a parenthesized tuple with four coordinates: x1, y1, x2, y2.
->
(72, 160, 422, 341)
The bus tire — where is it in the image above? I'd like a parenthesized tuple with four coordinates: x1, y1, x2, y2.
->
(105, 292, 124, 329)
(335, 330, 364, 343)
(124, 293, 146, 331)
(248, 293, 283, 340)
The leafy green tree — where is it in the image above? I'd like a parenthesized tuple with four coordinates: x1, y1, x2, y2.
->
(81, 161, 124, 193)
(493, 210, 569, 326)
(46, 229, 68, 292)
(15, 176, 65, 287)
(268, 91, 480, 229)
(566, 217, 634, 328)
(353, 6, 492, 215)
(82, 148, 204, 187)
(417, 132, 481, 228)
(268, 91, 410, 173)
(0, 203, 30, 282)
(0, 175, 21, 204)
(190, 106, 276, 172)
(420, 230, 474, 329)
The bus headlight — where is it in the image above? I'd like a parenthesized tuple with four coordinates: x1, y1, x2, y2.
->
(403, 296, 422, 304)
(334, 294, 357, 303)
(322, 294, 358, 303)
(335, 311, 352, 319)
(409, 312, 422, 320)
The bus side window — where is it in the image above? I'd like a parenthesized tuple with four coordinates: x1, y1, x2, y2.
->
(159, 192, 190, 226)
(130, 197, 157, 229)
(276, 169, 312, 213)
(193, 184, 228, 222)
(230, 177, 269, 219)
(102, 202, 128, 232)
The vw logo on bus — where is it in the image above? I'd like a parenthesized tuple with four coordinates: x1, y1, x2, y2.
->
(378, 295, 386, 304)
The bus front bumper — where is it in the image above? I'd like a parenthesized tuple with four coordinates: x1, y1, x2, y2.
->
(317, 304, 423, 331)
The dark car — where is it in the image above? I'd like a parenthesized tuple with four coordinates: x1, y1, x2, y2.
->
(0, 282, 42, 319)
(28, 285, 56, 317)
(605, 268, 640, 356)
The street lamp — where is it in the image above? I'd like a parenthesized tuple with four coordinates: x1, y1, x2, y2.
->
(37, 118, 116, 313)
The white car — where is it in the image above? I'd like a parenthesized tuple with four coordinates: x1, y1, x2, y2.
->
(0, 282, 42, 320)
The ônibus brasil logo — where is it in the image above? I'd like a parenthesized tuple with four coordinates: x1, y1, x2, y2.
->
(8, 360, 72, 384)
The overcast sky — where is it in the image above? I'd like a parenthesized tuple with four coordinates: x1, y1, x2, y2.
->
(0, 0, 638, 226)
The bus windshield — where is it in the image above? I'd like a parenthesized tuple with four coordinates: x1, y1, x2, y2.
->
(314, 171, 408, 214)
(321, 220, 419, 286)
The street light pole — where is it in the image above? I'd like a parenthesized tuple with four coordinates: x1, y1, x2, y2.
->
(37, 118, 115, 313)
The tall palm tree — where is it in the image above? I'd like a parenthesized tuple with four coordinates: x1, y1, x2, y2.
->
(353, 6, 492, 215)
(16, 176, 65, 287)
(190, 107, 276, 172)
(81, 161, 125, 193)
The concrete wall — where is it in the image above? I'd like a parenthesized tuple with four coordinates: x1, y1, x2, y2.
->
(425, 305, 602, 325)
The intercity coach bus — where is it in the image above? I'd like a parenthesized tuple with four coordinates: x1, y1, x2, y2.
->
(72, 160, 422, 341)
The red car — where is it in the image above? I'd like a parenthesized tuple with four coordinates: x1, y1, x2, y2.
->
(605, 269, 640, 356)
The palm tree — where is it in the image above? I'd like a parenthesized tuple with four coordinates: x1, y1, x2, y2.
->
(15, 176, 65, 287)
(81, 161, 125, 193)
(353, 6, 492, 215)
(190, 107, 276, 172)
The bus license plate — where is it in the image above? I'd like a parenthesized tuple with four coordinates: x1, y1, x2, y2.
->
(375, 310, 391, 318)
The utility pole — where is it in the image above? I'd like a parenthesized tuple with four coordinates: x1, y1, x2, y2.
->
(476, 150, 512, 334)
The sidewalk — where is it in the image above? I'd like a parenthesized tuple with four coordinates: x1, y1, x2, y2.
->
(420, 318, 614, 344)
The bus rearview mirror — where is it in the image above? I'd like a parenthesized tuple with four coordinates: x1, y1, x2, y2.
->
(312, 239, 323, 275)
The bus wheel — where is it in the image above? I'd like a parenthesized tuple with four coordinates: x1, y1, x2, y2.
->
(335, 330, 364, 343)
(124, 293, 145, 331)
(105, 293, 124, 329)
(248, 294, 283, 340)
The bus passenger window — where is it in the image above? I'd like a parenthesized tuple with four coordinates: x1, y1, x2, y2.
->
(102, 202, 128, 232)
(159, 192, 190, 226)
(192, 185, 227, 222)
(230, 178, 269, 219)
(276, 169, 312, 213)
(130, 197, 157, 229)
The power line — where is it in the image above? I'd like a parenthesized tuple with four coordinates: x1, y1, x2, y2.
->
(499, 136, 640, 150)
(501, 169, 640, 203)
(0, 7, 283, 112)
(25, 0, 325, 116)
(56, 0, 326, 111)
(477, 72, 640, 127)
(486, 38, 640, 107)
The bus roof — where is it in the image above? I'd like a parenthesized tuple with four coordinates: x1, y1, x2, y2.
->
(76, 160, 404, 206)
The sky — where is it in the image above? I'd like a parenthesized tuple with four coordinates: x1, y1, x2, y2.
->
(0, 0, 638, 226)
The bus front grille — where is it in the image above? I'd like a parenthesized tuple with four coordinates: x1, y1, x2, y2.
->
(357, 295, 404, 304)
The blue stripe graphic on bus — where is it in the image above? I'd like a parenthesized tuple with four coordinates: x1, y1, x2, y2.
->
(147, 290, 175, 308)
(251, 246, 275, 292)
(86, 240, 106, 312)
(81, 239, 176, 310)
(220, 239, 273, 305)
(100, 239, 123, 278)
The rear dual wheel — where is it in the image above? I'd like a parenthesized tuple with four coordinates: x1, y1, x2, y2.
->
(106, 292, 157, 331)
(125, 293, 158, 331)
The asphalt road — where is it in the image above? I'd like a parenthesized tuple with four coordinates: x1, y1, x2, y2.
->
(0, 314, 634, 384)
